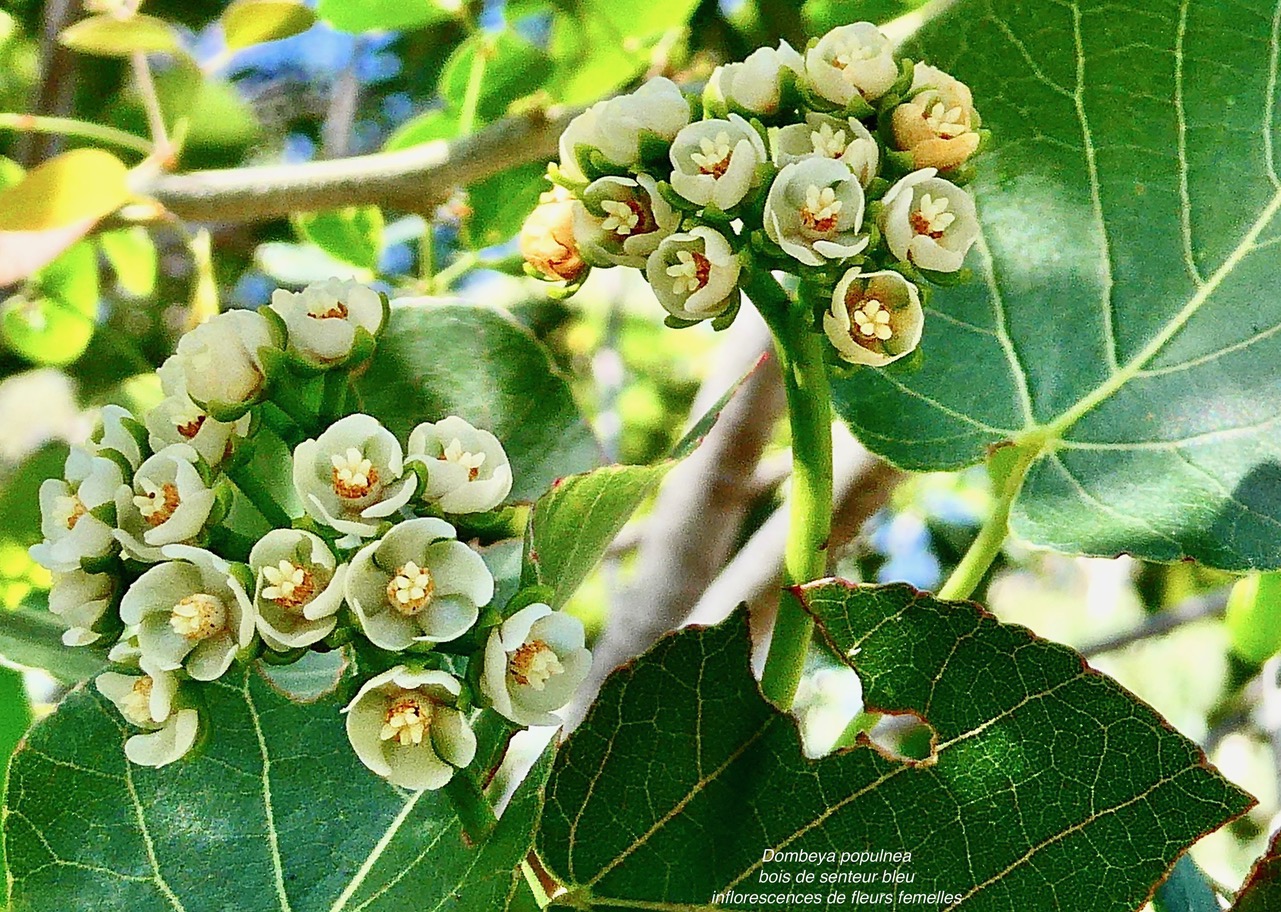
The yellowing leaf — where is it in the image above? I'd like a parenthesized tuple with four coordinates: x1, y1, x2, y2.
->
(58, 13, 180, 57)
(0, 149, 130, 231)
(222, 0, 315, 50)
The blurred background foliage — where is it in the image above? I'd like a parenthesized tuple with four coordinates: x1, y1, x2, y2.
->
(0, 0, 1275, 901)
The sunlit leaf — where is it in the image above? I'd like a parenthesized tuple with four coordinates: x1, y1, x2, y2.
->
(1, 241, 98, 365)
(0, 149, 129, 231)
(293, 207, 385, 271)
(317, 0, 453, 34)
(222, 0, 315, 50)
(59, 13, 180, 57)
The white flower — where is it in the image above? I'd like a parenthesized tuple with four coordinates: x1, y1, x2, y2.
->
(114, 443, 217, 563)
(149, 359, 251, 469)
(162, 309, 275, 419)
(268, 278, 387, 367)
(480, 603, 591, 727)
(49, 569, 116, 646)
(91, 404, 145, 471)
(29, 447, 121, 573)
(764, 158, 869, 266)
(771, 112, 879, 186)
(96, 661, 200, 768)
(119, 545, 256, 681)
(806, 22, 899, 107)
(823, 269, 924, 366)
(292, 414, 417, 544)
(108, 625, 142, 665)
(890, 64, 981, 171)
(346, 517, 494, 651)
(881, 168, 979, 272)
(558, 78, 691, 182)
(669, 114, 768, 211)
(573, 174, 679, 268)
(343, 666, 476, 791)
(644, 227, 741, 322)
(406, 416, 513, 515)
(706, 41, 804, 116)
(249, 529, 347, 650)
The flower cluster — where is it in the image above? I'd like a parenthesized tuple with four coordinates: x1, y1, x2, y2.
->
(520, 22, 985, 368)
(31, 278, 591, 788)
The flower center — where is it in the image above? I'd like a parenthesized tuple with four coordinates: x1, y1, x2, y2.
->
(172, 401, 207, 440)
(55, 494, 87, 530)
(690, 132, 734, 178)
(832, 40, 878, 71)
(801, 185, 843, 232)
(666, 250, 712, 295)
(909, 192, 955, 239)
(508, 639, 564, 691)
(331, 447, 379, 500)
(386, 561, 434, 616)
(811, 123, 849, 158)
(923, 99, 968, 138)
(121, 675, 154, 727)
(442, 438, 486, 482)
(380, 693, 433, 746)
(307, 298, 349, 320)
(170, 592, 228, 641)
(848, 293, 894, 344)
(600, 199, 642, 237)
(262, 560, 316, 612)
(134, 478, 181, 527)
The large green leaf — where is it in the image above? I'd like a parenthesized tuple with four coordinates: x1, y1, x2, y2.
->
(358, 301, 601, 502)
(540, 585, 1252, 910)
(5, 664, 549, 912)
(293, 207, 384, 272)
(831, 0, 1281, 570)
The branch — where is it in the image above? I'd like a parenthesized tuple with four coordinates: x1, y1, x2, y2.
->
(138, 107, 579, 223)
(1078, 589, 1228, 658)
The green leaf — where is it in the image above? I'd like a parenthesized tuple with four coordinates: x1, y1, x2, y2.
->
(2, 240, 99, 366)
(317, 0, 452, 34)
(357, 302, 601, 503)
(293, 207, 385, 271)
(0, 148, 128, 231)
(540, 585, 1253, 910)
(150, 58, 261, 151)
(0, 664, 30, 887)
(830, 0, 1281, 570)
(1224, 572, 1281, 662)
(255, 241, 373, 285)
(1154, 855, 1221, 912)
(0, 602, 106, 683)
(59, 13, 180, 57)
(222, 0, 316, 50)
(466, 162, 548, 249)
(99, 227, 158, 298)
(5, 664, 550, 911)
(383, 108, 460, 152)
(801, 0, 933, 31)
(522, 464, 668, 610)
(439, 31, 554, 124)
(1232, 829, 1281, 912)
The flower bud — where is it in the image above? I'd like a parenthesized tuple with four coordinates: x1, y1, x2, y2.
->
(292, 413, 417, 544)
(669, 113, 768, 211)
(771, 112, 879, 187)
(480, 603, 591, 727)
(149, 359, 250, 469)
(558, 78, 692, 182)
(881, 168, 979, 272)
(346, 517, 494, 651)
(162, 309, 276, 420)
(644, 227, 742, 322)
(806, 22, 899, 108)
(764, 158, 869, 266)
(268, 278, 387, 368)
(574, 174, 678, 268)
(520, 185, 586, 283)
(823, 269, 924, 367)
(890, 64, 981, 171)
(91, 404, 146, 472)
(343, 666, 476, 791)
(114, 443, 218, 563)
(249, 529, 346, 650)
(406, 416, 513, 514)
(30, 447, 121, 573)
(119, 545, 256, 682)
(96, 660, 200, 768)
(49, 569, 116, 646)
(706, 41, 804, 117)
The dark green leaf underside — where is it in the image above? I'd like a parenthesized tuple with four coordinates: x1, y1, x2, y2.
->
(540, 585, 1252, 911)
(5, 664, 544, 912)
(832, 0, 1281, 570)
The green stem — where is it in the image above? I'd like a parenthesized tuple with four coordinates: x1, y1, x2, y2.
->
(226, 461, 294, 529)
(0, 112, 153, 155)
(432, 251, 480, 293)
(750, 270, 834, 710)
(130, 51, 171, 157)
(457, 39, 489, 137)
(318, 370, 351, 426)
(937, 442, 1039, 602)
(444, 768, 498, 844)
